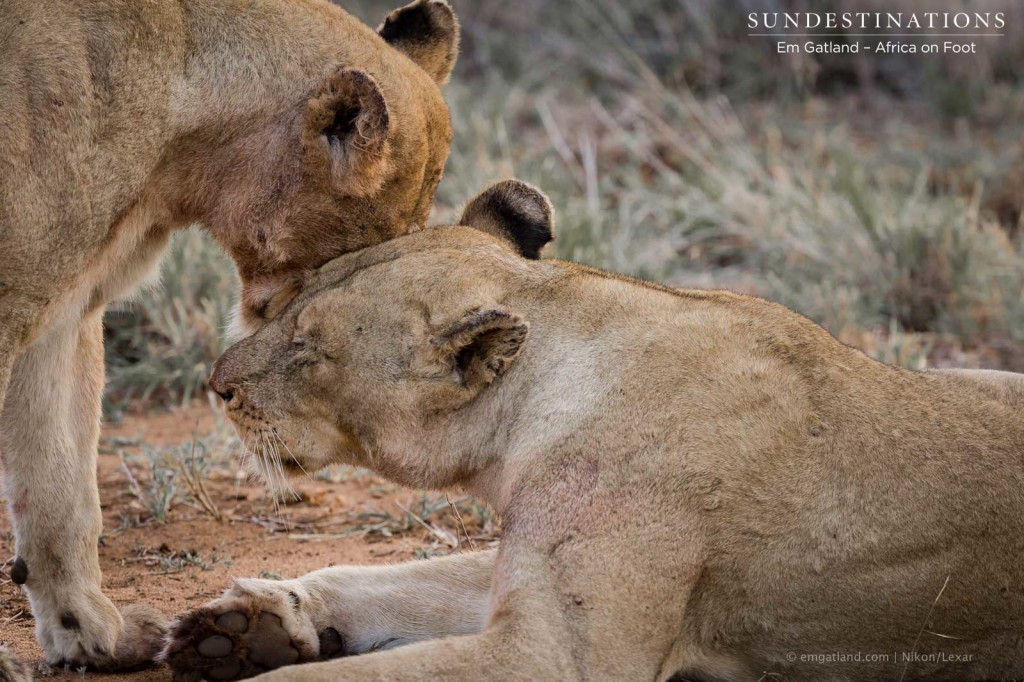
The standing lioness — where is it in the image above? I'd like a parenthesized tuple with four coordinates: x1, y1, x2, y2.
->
(0, 0, 459, 668)
(164, 184, 1024, 682)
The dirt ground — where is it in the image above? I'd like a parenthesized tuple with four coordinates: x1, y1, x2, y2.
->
(0, 404, 494, 681)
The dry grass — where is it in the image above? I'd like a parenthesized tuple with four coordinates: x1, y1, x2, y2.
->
(105, 414, 498, 559)
(104, 228, 237, 412)
(106, 415, 242, 526)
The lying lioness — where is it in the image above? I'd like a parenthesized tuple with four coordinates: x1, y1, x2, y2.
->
(165, 181, 1024, 682)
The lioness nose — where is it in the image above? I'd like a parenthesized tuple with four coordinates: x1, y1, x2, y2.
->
(209, 362, 238, 405)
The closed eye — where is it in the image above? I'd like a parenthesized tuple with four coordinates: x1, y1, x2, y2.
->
(292, 332, 335, 363)
(291, 335, 322, 367)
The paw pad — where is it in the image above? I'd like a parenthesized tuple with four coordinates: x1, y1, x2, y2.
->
(215, 612, 249, 634)
(206, 659, 243, 681)
(247, 614, 299, 669)
(318, 628, 344, 658)
(165, 604, 338, 682)
(197, 635, 234, 659)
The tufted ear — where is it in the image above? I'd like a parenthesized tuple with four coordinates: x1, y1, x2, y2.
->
(459, 180, 555, 259)
(431, 308, 529, 392)
(302, 68, 392, 197)
(378, 0, 460, 85)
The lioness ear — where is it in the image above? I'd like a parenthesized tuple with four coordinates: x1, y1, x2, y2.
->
(303, 68, 391, 196)
(459, 180, 555, 259)
(378, 0, 460, 85)
(432, 308, 529, 391)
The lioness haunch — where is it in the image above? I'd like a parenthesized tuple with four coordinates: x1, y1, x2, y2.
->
(166, 181, 1024, 682)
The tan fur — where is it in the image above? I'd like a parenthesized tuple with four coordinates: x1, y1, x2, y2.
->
(179, 216, 1024, 682)
(0, 0, 459, 668)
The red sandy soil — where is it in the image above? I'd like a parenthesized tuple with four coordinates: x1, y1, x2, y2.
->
(1, 405, 490, 681)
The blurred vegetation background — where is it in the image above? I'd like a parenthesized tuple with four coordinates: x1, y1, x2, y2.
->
(102, 0, 1024, 413)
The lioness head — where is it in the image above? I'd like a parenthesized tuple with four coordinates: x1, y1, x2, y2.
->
(208, 180, 553, 491)
(168, 0, 461, 333)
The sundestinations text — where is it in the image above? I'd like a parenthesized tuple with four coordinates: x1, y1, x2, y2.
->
(749, 12, 1005, 31)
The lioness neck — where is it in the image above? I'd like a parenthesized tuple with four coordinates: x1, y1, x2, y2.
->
(454, 260, 872, 513)
(158, 0, 389, 215)
(169, 0, 383, 130)
(442, 262, 735, 510)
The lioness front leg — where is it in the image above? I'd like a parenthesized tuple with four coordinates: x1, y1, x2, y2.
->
(232, 553, 575, 682)
(1, 313, 165, 668)
(251, 621, 573, 682)
(232, 545, 609, 682)
(163, 549, 495, 681)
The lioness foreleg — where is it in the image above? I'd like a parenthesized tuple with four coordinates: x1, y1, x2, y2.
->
(163, 549, 495, 681)
(249, 624, 573, 682)
(245, 554, 577, 682)
(1, 313, 165, 668)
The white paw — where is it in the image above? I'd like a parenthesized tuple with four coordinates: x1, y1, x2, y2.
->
(29, 585, 165, 670)
(0, 645, 33, 682)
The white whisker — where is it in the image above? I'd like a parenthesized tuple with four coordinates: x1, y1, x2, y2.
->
(274, 429, 313, 482)
(268, 432, 297, 502)
(259, 430, 283, 512)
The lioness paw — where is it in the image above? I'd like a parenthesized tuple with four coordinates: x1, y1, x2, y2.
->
(32, 586, 166, 671)
(0, 645, 32, 682)
(110, 604, 169, 670)
(162, 579, 345, 682)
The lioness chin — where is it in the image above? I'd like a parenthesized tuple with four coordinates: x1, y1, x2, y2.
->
(1, 0, 460, 669)
(166, 181, 1024, 682)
